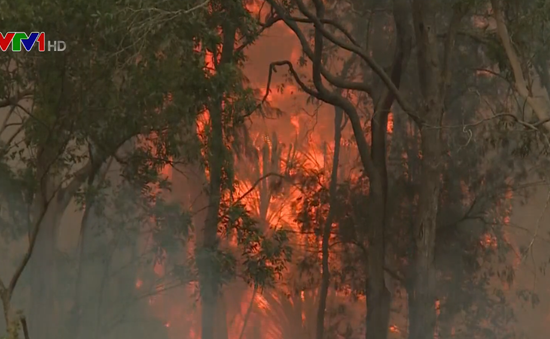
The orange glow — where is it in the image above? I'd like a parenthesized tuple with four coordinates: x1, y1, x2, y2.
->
(135, 7, 414, 339)
(118, 2, 544, 336)
(476, 69, 494, 77)
(387, 112, 394, 133)
(260, 87, 274, 102)
(205, 50, 215, 73)
(245, 0, 262, 14)
(481, 233, 498, 249)
(154, 260, 165, 276)
(389, 324, 400, 333)
(254, 293, 269, 310)
(290, 115, 300, 134)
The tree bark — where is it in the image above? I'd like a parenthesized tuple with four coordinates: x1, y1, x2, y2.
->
(198, 101, 223, 339)
(73, 205, 110, 339)
(315, 107, 343, 339)
(407, 127, 441, 339)
(198, 8, 236, 339)
(73, 161, 113, 339)
(407, 0, 459, 337)
(29, 203, 60, 339)
(366, 3, 412, 338)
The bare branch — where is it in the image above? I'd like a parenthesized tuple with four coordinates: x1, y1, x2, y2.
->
(265, 2, 373, 95)
(0, 105, 17, 137)
(289, 16, 359, 45)
(264, 1, 380, 178)
(184, 0, 209, 13)
(241, 60, 320, 119)
(522, 187, 550, 262)
(20, 316, 30, 339)
(0, 88, 32, 108)
(270, 0, 420, 122)
(7, 195, 52, 298)
(270, 60, 321, 99)
(0, 185, 54, 329)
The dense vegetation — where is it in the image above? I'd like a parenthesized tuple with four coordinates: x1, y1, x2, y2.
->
(1, 1, 550, 339)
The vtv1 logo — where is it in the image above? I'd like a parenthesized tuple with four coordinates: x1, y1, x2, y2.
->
(0, 32, 66, 52)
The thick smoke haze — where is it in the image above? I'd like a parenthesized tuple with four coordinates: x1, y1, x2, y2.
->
(1, 1, 550, 339)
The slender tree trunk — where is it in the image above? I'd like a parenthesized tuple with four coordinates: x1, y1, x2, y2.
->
(365, 70, 393, 339)
(27, 136, 96, 339)
(407, 127, 441, 339)
(73, 208, 110, 339)
(365, 179, 391, 339)
(315, 107, 343, 339)
(198, 100, 223, 339)
(407, 0, 456, 337)
(93, 248, 113, 339)
(73, 160, 113, 339)
(29, 159, 63, 339)
(238, 286, 257, 339)
(72, 201, 93, 337)
(198, 11, 236, 338)
(30, 205, 60, 339)
(365, 3, 412, 338)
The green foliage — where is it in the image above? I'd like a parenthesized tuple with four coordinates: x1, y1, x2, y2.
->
(151, 199, 193, 255)
(0, 0, 278, 337)
(1, 320, 20, 339)
(220, 201, 292, 288)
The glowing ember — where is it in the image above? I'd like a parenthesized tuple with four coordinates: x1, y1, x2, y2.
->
(389, 324, 400, 333)
(387, 113, 394, 133)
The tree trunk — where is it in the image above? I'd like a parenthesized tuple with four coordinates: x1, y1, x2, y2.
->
(407, 127, 441, 339)
(407, 0, 451, 337)
(198, 14, 236, 338)
(74, 205, 110, 339)
(365, 177, 391, 339)
(73, 160, 113, 339)
(365, 3, 412, 337)
(29, 204, 60, 339)
(198, 100, 223, 339)
(27, 134, 97, 339)
(315, 107, 343, 339)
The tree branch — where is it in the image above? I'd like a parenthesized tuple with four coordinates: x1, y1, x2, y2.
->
(0, 185, 54, 328)
(439, 5, 466, 99)
(265, 0, 380, 179)
(7, 196, 51, 297)
(265, 1, 373, 95)
(491, 0, 550, 132)
(0, 88, 32, 108)
(277, 0, 420, 122)
(243, 60, 321, 119)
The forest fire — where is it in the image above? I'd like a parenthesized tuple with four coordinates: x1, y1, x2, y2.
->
(2, 2, 550, 339)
